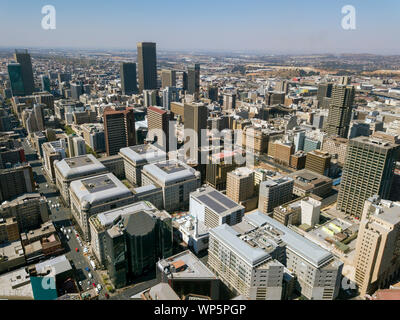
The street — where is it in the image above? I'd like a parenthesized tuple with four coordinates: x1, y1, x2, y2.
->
(21, 137, 106, 299)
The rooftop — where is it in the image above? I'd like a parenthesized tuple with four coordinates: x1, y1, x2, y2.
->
(55, 154, 107, 179)
(191, 186, 244, 216)
(90, 201, 166, 231)
(119, 144, 167, 166)
(70, 173, 133, 207)
(157, 250, 217, 279)
(143, 160, 200, 185)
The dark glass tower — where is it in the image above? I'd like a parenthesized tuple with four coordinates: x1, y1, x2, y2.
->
(14, 49, 34, 95)
(187, 64, 200, 96)
(137, 42, 157, 92)
(8, 63, 25, 96)
(120, 62, 137, 95)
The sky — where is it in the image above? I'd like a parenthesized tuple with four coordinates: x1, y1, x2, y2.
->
(0, 0, 399, 54)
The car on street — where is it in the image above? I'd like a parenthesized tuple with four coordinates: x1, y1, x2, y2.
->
(88, 272, 93, 279)
(75, 247, 79, 252)
(85, 267, 90, 272)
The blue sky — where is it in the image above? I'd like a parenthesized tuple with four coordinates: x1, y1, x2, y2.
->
(0, 0, 399, 54)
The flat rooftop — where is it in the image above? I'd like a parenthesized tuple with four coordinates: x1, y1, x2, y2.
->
(191, 186, 244, 216)
(245, 211, 335, 268)
(0, 268, 33, 299)
(119, 144, 167, 165)
(158, 250, 216, 279)
(55, 154, 107, 179)
(210, 224, 271, 266)
(91, 201, 163, 231)
(70, 173, 133, 206)
(143, 160, 199, 185)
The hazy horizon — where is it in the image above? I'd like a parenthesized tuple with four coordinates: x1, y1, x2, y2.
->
(1, 0, 400, 55)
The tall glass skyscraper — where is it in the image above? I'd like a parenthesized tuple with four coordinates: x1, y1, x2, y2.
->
(137, 42, 157, 92)
(7, 63, 25, 96)
(14, 49, 34, 95)
(120, 62, 137, 95)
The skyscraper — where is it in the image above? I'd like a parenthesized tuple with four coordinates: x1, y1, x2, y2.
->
(207, 86, 218, 102)
(184, 102, 208, 161)
(337, 136, 400, 217)
(103, 107, 136, 156)
(70, 81, 83, 101)
(120, 62, 137, 95)
(187, 64, 200, 96)
(14, 49, 34, 95)
(162, 86, 179, 110)
(137, 42, 157, 92)
(354, 195, 400, 296)
(161, 69, 176, 88)
(40, 75, 51, 92)
(182, 71, 188, 92)
(326, 85, 355, 138)
(147, 106, 171, 152)
(317, 83, 333, 108)
(7, 63, 25, 96)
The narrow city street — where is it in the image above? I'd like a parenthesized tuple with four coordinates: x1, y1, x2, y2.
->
(22, 137, 106, 299)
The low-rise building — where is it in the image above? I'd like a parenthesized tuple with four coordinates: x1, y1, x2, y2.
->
(157, 250, 220, 300)
(190, 186, 245, 229)
(288, 169, 333, 198)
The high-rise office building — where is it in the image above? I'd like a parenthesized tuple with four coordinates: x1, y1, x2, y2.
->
(187, 64, 200, 96)
(143, 89, 157, 107)
(184, 102, 208, 161)
(317, 83, 333, 108)
(162, 86, 179, 110)
(226, 167, 255, 204)
(354, 195, 400, 296)
(258, 176, 294, 214)
(120, 62, 137, 95)
(207, 86, 218, 102)
(339, 76, 351, 85)
(305, 150, 331, 176)
(14, 49, 34, 95)
(182, 71, 188, 92)
(275, 80, 289, 94)
(137, 42, 157, 92)
(223, 93, 236, 110)
(40, 75, 51, 92)
(337, 136, 400, 217)
(7, 63, 25, 96)
(161, 70, 176, 88)
(103, 107, 136, 156)
(70, 81, 83, 101)
(326, 85, 355, 138)
(147, 106, 171, 152)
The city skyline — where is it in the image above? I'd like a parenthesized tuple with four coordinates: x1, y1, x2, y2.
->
(1, 0, 400, 54)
